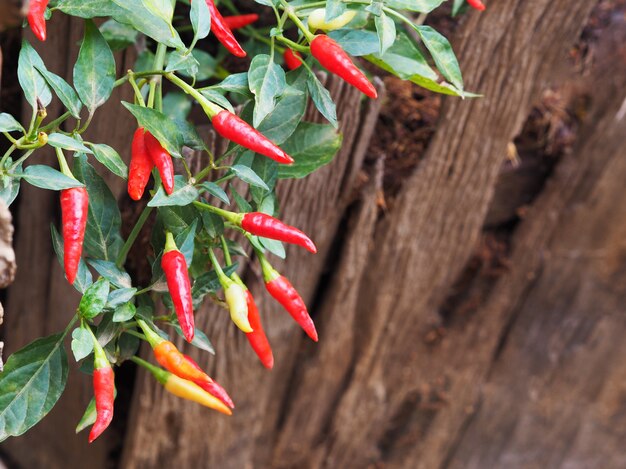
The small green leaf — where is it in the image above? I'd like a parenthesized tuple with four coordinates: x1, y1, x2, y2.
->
(200, 89, 234, 113)
(89, 143, 128, 179)
(328, 29, 379, 57)
(47, 133, 93, 154)
(88, 259, 132, 288)
(278, 123, 342, 179)
(415, 25, 463, 90)
(306, 74, 337, 128)
(17, 41, 52, 108)
(106, 287, 137, 309)
(260, 236, 286, 259)
(111, 0, 184, 49)
(200, 211, 224, 238)
(325, 0, 347, 22)
(0, 334, 68, 441)
(75, 397, 96, 433)
(20, 165, 84, 190)
(123, 103, 182, 157)
(0, 113, 24, 133)
(148, 176, 199, 207)
(34, 67, 83, 118)
(385, 0, 445, 12)
(230, 164, 269, 190)
(170, 323, 215, 354)
(200, 182, 229, 205)
(166, 50, 199, 78)
(207, 73, 251, 96)
(113, 303, 136, 322)
(190, 0, 211, 48)
(79, 278, 110, 319)
(57, 0, 126, 18)
(375, 12, 396, 56)
(100, 18, 139, 51)
(73, 20, 116, 112)
(248, 54, 287, 127)
(162, 92, 192, 121)
(71, 328, 94, 361)
(0, 167, 21, 207)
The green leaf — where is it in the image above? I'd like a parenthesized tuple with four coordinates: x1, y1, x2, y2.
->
(174, 219, 198, 266)
(89, 143, 128, 179)
(143, 0, 174, 23)
(79, 278, 110, 319)
(248, 54, 287, 127)
(366, 33, 467, 96)
(199, 182, 229, 205)
(148, 176, 199, 207)
(47, 133, 93, 154)
(75, 397, 96, 433)
(0, 334, 68, 441)
(452, 0, 467, 16)
(328, 29, 379, 57)
(18, 41, 52, 108)
(113, 303, 136, 322)
(56, 0, 125, 18)
(191, 264, 238, 307)
(200, 211, 224, 238)
(162, 92, 192, 121)
(111, 0, 185, 49)
(0, 113, 23, 133)
(73, 155, 124, 261)
(199, 89, 234, 113)
(122, 103, 183, 157)
(88, 259, 131, 288)
(231, 185, 252, 212)
(384, 0, 446, 12)
(73, 20, 116, 112)
(375, 12, 396, 56)
(249, 154, 277, 204)
(20, 165, 84, 190)
(190, 0, 211, 48)
(71, 328, 94, 361)
(96, 313, 123, 347)
(230, 164, 269, 190)
(34, 67, 83, 118)
(166, 50, 199, 78)
(207, 73, 251, 97)
(259, 236, 285, 259)
(415, 25, 463, 90)
(306, 73, 337, 128)
(325, 0, 347, 22)
(100, 18, 139, 51)
(106, 287, 137, 309)
(51, 224, 93, 293)
(0, 166, 21, 207)
(278, 123, 342, 179)
(171, 323, 214, 354)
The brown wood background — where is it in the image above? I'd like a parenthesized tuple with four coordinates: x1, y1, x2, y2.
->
(2, 0, 626, 467)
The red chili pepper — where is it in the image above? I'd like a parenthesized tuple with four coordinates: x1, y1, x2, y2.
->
(144, 131, 175, 195)
(310, 35, 377, 99)
(467, 0, 486, 10)
(61, 187, 88, 285)
(242, 212, 317, 253)
(211, 110, 294, 164)
(244, 290, 274, 369)
(27, 0, 49, 42)
(89, 339, 114, 443)
(223, 14, 259, 30)
(258, 252, 318, 342)
(202, 0, 246, 57)
(161, 233, 194, 342)
(284, 48, 303, 70)
(128, 127, 153, 201)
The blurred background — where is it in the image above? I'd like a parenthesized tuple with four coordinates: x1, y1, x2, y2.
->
(1, 0, 625, 468)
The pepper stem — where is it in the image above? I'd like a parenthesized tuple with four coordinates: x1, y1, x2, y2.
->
(208, 248, 233, 287)
(131, 356, 170, 385)
(136, 318, 165, 347)
(55, 147, 76, 180)
(164, 231, 177, 253)
(86, 326, 109, 370)
(192, 201, 244, 225)
(254, 247, 280, 282)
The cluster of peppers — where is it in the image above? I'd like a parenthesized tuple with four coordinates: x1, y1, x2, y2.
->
(24, 0, 483, 444)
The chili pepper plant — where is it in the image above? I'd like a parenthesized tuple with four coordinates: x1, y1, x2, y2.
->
(0, 0, 483, 443)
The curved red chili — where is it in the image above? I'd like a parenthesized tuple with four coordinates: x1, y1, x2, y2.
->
(61, 187, 88, 285)
(284, 48, 303, 70)
(244, 290, 274, 369)
(161, 233, 194, 342)
(89, 343, 114, 443)
(241, 212, 317, 253)
(265, 274, 318, 342)
(310, 35, 377, 99)
(211, 110, 294, 164)
(27, 0, 49, 42)
(223, 14, 259, 30)
(203, 0, 246, 57)
(183, 354, 235, 408)
(467, 0, 486, 10)
(144, 131, 175, 195)
(128, 127, 153, 201)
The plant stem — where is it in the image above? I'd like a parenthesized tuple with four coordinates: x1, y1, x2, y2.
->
(148, 43, 168, 109)
(279, 0, 315, 41)
(10, 150, 35, 170)
(192, 201, 241, 224)
(40, 111, 72, 133)
(165, 73, 221, 117)
(220, 235, 232, 265)
(55, 147, 74, 178)
(116, 205, 154, 268)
